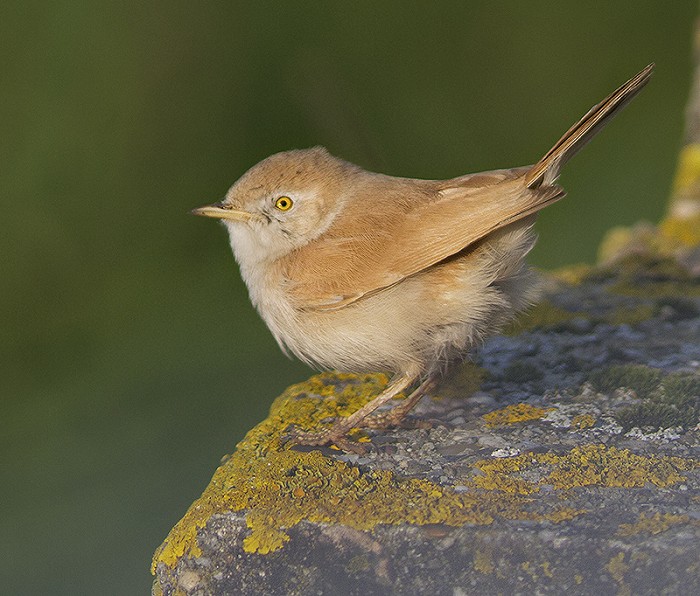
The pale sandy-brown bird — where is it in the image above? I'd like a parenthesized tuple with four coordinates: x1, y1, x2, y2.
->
(194, 64, 653, 452)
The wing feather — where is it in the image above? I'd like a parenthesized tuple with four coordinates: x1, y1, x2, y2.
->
(276, 66, 652, 311)
(282, 169, 563, 310)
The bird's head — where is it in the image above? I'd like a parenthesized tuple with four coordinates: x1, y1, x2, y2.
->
(193, 146, 356, 264)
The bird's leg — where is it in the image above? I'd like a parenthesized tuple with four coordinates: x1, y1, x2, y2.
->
(364, 374, 439, 430)
(290, 371, 418, 451)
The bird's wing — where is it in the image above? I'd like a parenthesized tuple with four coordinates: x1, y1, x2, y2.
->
(281, 65, 653, 311)
(282, 167, 564, 311)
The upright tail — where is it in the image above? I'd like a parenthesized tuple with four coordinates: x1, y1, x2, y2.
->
(525, 63, 654, 189)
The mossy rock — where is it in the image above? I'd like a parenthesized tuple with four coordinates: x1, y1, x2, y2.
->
(153, 250, 700, 595)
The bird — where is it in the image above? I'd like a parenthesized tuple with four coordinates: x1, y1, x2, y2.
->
(193, 64, 654, 452)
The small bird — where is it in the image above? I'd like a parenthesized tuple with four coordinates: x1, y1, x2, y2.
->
(194, 64, 653, 452)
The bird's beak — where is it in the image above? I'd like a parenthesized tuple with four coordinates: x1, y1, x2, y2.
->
(191, 203, 254, 222)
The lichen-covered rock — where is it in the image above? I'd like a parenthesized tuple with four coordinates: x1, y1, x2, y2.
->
(152, 250, 699, 596)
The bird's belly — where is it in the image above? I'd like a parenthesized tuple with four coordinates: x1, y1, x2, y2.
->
(256, 222, 538, 375)
(269, 278, 480, 373)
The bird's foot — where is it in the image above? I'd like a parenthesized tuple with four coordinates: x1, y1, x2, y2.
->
(284, 371, 422, 454)
(286, 425, 369, 454)
(364, 412, 432, 430)
(363, 374, 438, 430)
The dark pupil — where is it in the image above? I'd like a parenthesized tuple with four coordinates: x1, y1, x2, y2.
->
(280, 199, 288, 208)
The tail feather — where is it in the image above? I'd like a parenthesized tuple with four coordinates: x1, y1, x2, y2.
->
(525, 64, 654, 189)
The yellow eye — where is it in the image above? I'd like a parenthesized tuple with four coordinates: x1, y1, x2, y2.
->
(274, 196, 293, 211)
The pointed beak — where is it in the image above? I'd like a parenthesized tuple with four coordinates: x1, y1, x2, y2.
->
(191, 202, 254, 222)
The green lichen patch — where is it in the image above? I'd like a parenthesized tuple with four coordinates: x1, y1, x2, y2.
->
(616, 373, 700, 432)
(506, 294, 662, 337)
(589, 365, 700, 431)
(504, 301, 581, 334)
(152, 373, 582, 572)
(662, 373, 700, 402)
(605, 254, 700, 298)
(617, 402, 692, 433)
(655, 296, 699, 320)
(610, 279, 700, 299)
(589, 364, 663, 398)
(438, 361, 488, 399)
(611, 252, 689, 281)
(504, 249, 700, 337)
(607, 304, 658, 326)
(502, 362, 544, 384)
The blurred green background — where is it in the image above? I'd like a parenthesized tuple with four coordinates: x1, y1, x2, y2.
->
(1, 2, 695, 594)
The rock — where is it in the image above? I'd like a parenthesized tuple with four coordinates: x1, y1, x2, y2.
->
(152, 252, 699, 596)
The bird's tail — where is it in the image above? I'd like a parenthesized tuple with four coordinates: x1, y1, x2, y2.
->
(525, 63, 654, 189)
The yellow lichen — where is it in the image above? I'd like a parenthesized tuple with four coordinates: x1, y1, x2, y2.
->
(543, 445, 696, 490)
(606, 552, 629, 584)
(607, 552, 632, 596)
(520, 561, 537, 582)
(519, 560, 560, 582)
(541, 561, 554, 579)
(152, 374, 698, 575)
(152, 507, 204, 570)
(153, 372, 390, 569)
(473, 548, 495, 574)
(571, 414, 596, 429)
(243, 512, 290, 554)
(483, 403, 553, 427)
(152, 373, 585, 572)
(550, 263, 593, 286)
(542, 509, 582, 523)
(598, 225, 651, 264)
(660, 214, 700, 248)
(471, 455, 539, 495)
(471, 444, 696, 494)
(616, 512, 691, 537)
(598, 210, 700, 266)
(671, 143, 700, 194)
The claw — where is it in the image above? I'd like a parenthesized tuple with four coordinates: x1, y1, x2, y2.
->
(332, 436, 369, 455)
(288, 425, 370, 454)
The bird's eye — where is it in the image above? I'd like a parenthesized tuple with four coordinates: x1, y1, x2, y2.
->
(274, 196, 293, 211)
